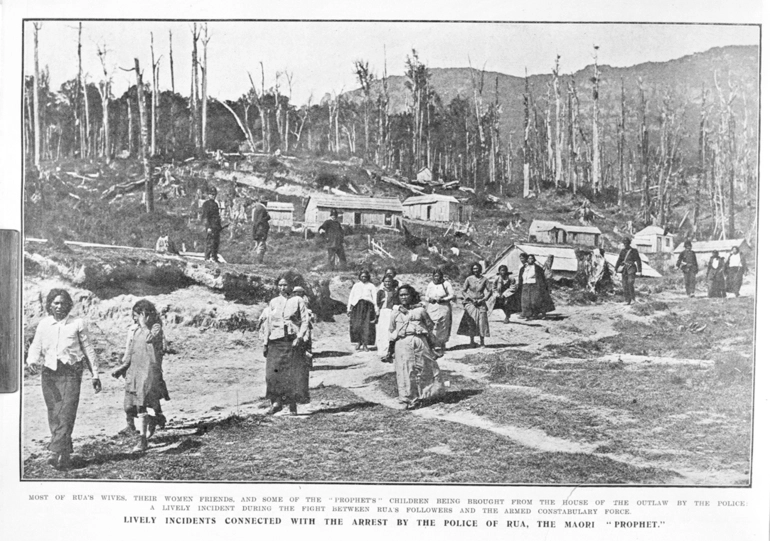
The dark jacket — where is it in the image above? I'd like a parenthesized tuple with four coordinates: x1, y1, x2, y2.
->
(319, 219, 344, 248)
(201, 199, 222, 230)
(252, 203, 271, 240)
(677, 249, 698, 274)
(616, 246, 643, 275)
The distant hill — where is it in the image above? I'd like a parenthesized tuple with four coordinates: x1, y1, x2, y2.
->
(346, 45, 758, 157)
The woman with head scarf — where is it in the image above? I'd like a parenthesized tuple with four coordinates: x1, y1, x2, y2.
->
(706, 250, 727, 298)
(491, 265, 518, 324)
(25, 289, 102, 469)
(424, 268, 455, 353)
(390, 284, 444, 409)
(457, 262, 492, 347)
(111, 299, 169, 452)
(348, 269, 379, 351)
(375, 275, 399, 362)
(263, 276, 311, 415)
(725, 246, 747, 297)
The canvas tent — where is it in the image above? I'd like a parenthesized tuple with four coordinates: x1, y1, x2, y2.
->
(485, 243, 661, 281)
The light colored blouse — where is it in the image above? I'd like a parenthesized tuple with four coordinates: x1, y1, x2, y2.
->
(389, 305, 433, 341)
(348, 281, 379, 312)
(522, 264, 538, 284)
(425, 280, 455, 303)
(728, 253, 744, 268)
(266, 295, 309, 341)
(27, 314, 100, 376)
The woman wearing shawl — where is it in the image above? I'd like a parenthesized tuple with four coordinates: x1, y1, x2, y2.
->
(457, 263, 492, 347)
(491, 265, 518, 324)
(424, 269, 455, 354)
(519, 254, 555, 320)
(390, 285, 444, 409)
(263, 277, 310, 415)
(348, 269, 379, 351)
(725, 246, 747, 297)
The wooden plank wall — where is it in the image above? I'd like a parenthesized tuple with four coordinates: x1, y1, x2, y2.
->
(0, 230, 19, 393)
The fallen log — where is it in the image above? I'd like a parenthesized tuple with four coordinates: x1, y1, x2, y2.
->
(101, 177, 159, 199)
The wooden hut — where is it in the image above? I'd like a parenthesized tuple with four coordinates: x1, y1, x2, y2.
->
(632, 225, 675, 254)
(402, 194, 471, 223)
(266, 202, 295, 228)
(304, 194, 403, 227)
(529, 220, 602, 246)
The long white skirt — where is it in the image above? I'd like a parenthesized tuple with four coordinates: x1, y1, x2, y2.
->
(376, 307, 393, 358)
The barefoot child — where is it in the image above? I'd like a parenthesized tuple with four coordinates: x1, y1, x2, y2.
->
(112, 299, 169, 452)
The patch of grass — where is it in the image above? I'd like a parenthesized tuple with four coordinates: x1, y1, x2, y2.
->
(22, 385, 677, 484)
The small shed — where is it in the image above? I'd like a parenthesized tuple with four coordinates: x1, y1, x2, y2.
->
(304, 194, 403, 227)
(528, 220, 563, 243)
(402, 194, 472, 223)
(266, 202, 294, 228)
(415, 167, 434, 184)
(558, 225, 602, 247)
(673, 238, 751, 267)
(633, 225, 675, 254)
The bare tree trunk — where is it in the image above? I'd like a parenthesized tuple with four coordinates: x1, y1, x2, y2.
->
(134, 58, 153, 212)
(150, 33, 158, 156)
(618, 78, 626, 209)
(33, 23, 42, 167)
(77, 23, 86, 159)
(638, 80, 651, 224)
(127, 99, 134, 156)
(201, 24, 210, 156)
(591, 47, 600, 195)
(523, 71, 531, 197)
(217, 98, 255, 151)
(552, 56, 562, 187)
(169, 31, 177, 153)
(97, 45, 111, 163)
(190, 24, 201, 153)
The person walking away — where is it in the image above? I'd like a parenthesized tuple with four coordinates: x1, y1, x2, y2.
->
(424, 269, 455, 354)
(201, 186, 223, 263)
(491, 265, 517, 323)
(390, 285, 444, 410)
(457, 263, 492, 347)
(676, 240, 699, 297)
(25, 289, 102, 469)
(376, 275, 398, 362)
(726, 246, 747, 297)
(111, 299, 169, 453)
(706, 251, 727, 298)
(348, 270, 379, 351)
(615, 238, 643, 304)
(263, 277, 311, 415)
(251, 199, 271, 264)
(319, 209, 346, 270)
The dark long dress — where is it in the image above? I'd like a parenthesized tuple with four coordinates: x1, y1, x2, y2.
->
(349, 282, 378, 346)
(457, 275, 491, 337)
(519, 264, 555, 318)
(265, 295, 311, 404)
(706, 257, 727, 298)
(492, 275, 519, 317)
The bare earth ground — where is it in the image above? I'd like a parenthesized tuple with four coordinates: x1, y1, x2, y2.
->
(21, 273, 755, 485)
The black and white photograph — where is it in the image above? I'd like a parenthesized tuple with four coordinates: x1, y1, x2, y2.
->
(2, 1, 769, 539)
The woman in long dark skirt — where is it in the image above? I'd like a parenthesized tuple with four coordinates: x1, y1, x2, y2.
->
(348, 269, 379, 351)
(520, 254, 554, 320)
(457, 263, 492, 347)
(491, 265, 518, 323)
(263, 277, 311, 415)
(706, 250, 727, 298)
(725, 246, 747, 297)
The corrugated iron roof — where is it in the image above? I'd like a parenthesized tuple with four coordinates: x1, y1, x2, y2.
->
(560, 224, 602, 235)
(403, 194, 460, 206)
(634, 225, 669, 237)
(267, 202, 294, 210)
(673, 238, 749, 253)
(529, 220, 562, 233)
(307, 194, 404, 212)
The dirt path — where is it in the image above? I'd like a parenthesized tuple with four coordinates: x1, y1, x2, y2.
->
(21, 282, 748, 485)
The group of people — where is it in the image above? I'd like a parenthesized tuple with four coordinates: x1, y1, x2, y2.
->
(199, 188, 348, 270)
(26, 290, 170, 469)
(677, 241, 747, 298)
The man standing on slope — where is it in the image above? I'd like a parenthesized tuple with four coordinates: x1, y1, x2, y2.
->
(676, 239, 699, 297)
(615, 238, 643, 305)
(252, 199, 271, 264)
(201, 186, 223, 263)
(319, 209, 346, 270)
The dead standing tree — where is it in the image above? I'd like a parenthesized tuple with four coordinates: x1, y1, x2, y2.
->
(637, 79, 651, 224)
(552, 55, 563, 188)
(201, 24, 210, 157)
(96, 44, 112, 163)
(617, 77, 626, 209)
(150, 32, 162, 157)
(122, 59, 153, 212)
(591, 46, 601, 195)
(190, 24, 201, 155)
(713, 71, 738, 239)
(33, 23, 42, 167)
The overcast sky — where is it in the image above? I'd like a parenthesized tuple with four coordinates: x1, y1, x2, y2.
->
(23, 21, 759, 105)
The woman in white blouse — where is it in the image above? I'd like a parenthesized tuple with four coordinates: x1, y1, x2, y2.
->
(26, 288, 102, 469)
(424, 269, 455, 354)
(347, 270, 379, 351)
